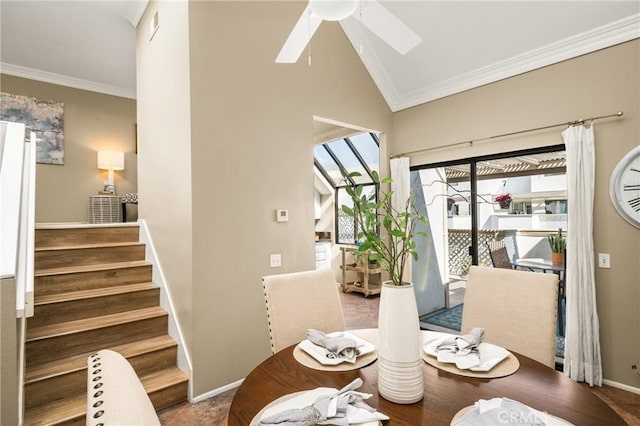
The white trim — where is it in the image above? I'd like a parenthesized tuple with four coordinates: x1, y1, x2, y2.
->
(0, 62, 136, 100)
(36, 222, 139, 229)
(191, 378, 244, 404)
(137, 219, 194, 400)
(602, 379, 640, 395)
(346, 13, 640, 112)
(340, 17, 399, 111)
(313, 115, 382, 135)
(17, 316, 26, 426)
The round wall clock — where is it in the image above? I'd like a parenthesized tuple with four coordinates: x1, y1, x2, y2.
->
(609, 145, 640, 229)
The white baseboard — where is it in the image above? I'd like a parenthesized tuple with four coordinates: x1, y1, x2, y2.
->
(138, 219, 194, 399)
(191, 378, 244, 404)
(603, 379, 640, 395)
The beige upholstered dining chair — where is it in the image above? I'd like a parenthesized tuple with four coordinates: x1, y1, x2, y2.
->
(461, 265, 559, 368)
(262, 268, 346, 354)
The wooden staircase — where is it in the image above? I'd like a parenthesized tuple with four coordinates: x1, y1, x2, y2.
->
(24, 224, 188, 425)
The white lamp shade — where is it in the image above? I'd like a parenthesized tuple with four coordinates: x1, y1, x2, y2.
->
(97, 151, 124, 170)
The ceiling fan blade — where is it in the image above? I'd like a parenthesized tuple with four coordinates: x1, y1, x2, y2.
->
(276, 4, 324, 63)
(353, 0, 422, 55)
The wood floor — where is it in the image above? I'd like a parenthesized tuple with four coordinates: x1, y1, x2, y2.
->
(158, 288, 640, 425)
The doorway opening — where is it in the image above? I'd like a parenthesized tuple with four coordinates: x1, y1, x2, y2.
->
(312, 118, 382, 286)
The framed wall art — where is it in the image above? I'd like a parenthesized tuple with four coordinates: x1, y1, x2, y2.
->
(0, 92, 64, 165)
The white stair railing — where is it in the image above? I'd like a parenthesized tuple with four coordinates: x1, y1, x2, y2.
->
(17, 130, 36, 319)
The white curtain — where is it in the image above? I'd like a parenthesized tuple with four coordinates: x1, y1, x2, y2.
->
(390, 157, 411, 282)
(562, 124, 602, 386)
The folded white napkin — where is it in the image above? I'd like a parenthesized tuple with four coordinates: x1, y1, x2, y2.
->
(436, 328, 484, 370)
(257, 378, 389, 426)
(436, 328, 485, 355)
(453, 397, 567, 425)
(307, 329, 359, 362)
(423, 330, 509, 372)
(298, 332, 376, 366)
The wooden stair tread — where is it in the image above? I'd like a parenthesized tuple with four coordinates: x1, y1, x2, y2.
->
(35, 241, 144, 252)
(35, 260, 150, 276)
(35, 282, 156, 305)
(25, 335, 177, 383)
(24, 392, 86, 426)
(26, 307, 166, 341)
(142, 366, 189, 392)
(25, 367, 187, 425)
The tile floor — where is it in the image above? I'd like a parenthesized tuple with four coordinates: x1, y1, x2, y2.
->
(158, 288, 640, 425)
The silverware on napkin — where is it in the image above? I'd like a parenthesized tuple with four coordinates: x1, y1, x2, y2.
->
(436, 327, 485, 355)
(307, 329, 359, 361)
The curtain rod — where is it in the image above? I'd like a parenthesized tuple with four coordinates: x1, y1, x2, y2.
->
(390, 111, 624, 159)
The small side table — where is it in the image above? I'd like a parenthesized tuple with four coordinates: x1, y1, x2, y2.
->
(340, 246, 382, 297)
(88, 195, 122, 223)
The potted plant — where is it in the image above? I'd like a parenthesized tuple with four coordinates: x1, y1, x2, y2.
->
(340, 168, 427, 404)
(341, 171, 426, 286)
(495, 193, 512, 209)
(548, 228, 566, 265)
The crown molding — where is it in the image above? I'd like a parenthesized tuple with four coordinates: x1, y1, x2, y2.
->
(340, 17, 401, 112)
(347, 13, 640, 112)
(0, 62, 136, 99)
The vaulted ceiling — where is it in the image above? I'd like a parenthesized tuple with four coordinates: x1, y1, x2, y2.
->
(1, 1, 638, 111)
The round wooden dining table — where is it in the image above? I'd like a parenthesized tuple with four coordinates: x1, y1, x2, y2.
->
(228, 329, 624, 425)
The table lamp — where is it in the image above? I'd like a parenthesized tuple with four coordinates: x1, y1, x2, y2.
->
(97, 150, 124, 194)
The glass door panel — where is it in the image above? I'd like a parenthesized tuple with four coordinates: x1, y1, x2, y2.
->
(410, 165, 471, 317)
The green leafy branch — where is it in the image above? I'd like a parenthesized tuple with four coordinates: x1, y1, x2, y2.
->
(340, 169, 427, 286)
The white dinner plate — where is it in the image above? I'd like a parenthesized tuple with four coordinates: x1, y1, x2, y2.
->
(451, 401, 574, 425)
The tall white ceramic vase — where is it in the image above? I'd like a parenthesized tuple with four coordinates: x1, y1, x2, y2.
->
(377, 281, 424, 404)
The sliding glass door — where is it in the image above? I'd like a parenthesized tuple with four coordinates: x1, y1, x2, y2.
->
(411, 145, 567, 318)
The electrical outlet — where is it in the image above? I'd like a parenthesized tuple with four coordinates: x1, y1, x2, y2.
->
(598, 253, 610, 269)
(270, 254, 282, 268)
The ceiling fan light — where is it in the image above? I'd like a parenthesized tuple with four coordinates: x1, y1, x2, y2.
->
(310, 0, 358, 21)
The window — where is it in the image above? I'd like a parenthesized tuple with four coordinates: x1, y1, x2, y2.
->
(411, 145, 567, 278)
(314, 132, 380, 245)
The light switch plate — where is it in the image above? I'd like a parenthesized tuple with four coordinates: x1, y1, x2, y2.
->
(270, 254, 282, 268)
(598, 253, 610, 269)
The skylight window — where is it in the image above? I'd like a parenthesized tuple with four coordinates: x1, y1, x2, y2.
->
(314, 132, 380, 244)
(313, 132, 380, 188)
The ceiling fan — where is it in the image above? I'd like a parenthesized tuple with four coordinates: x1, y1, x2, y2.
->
(276, 0, 422, 63)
